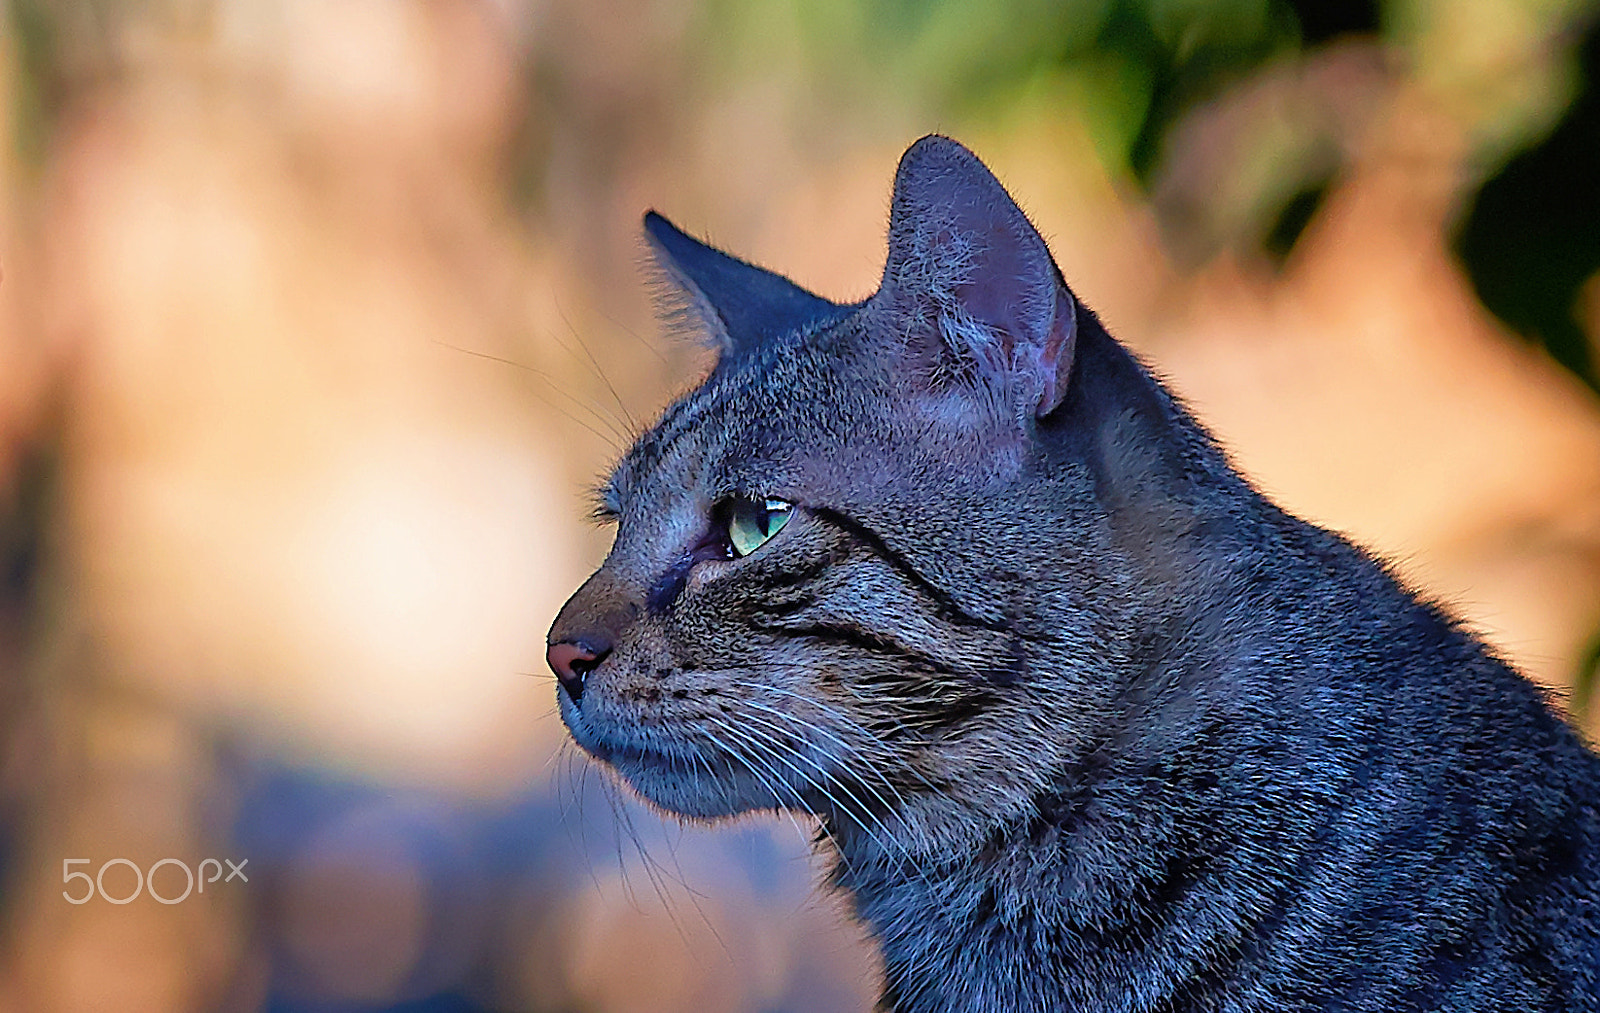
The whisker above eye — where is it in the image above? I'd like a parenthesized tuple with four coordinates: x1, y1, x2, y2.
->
(435, 339, 635, 450)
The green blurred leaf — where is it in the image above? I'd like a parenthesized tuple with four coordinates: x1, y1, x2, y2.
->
(1454, 16, 1600, 392)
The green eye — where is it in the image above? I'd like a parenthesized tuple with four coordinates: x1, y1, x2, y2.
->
(727, 497, 793, 557)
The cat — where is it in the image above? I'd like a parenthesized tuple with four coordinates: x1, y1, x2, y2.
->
(547, 135, 1600, 1012)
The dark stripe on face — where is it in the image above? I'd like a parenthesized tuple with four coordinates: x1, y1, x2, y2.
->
(741, 551, 836, 619)
(810, 507, 1012, 633)
(646, 532, 738, 615)
(645, 554, 695, 614)
(774, 621, 956, 675)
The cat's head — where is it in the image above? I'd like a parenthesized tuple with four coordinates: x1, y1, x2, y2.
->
(549, 136, 1162, 858)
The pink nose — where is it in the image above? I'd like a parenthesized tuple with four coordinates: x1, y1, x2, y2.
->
(547, 639, 609, 704)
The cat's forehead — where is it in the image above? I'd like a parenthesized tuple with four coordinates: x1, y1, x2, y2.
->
(608, 331, 875, 507)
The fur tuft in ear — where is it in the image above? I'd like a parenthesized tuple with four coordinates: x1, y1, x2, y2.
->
(643, 211, 846, 357)
(875, 136, 1078, 419)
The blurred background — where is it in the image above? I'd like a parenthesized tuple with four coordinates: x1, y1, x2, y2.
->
(0, 0, 1598, 1010)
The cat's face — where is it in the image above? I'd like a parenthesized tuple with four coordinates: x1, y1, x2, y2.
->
(553, 328, 1033, 830)
(550, 137, 1120, 855)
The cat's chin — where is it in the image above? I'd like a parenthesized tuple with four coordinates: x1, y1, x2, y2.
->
(610, 760, 756, 820)
(574, 736, 764, 820)
(562, 706, 772, 818)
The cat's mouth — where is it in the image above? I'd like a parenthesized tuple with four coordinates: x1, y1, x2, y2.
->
(578, 734, 681, 771)
(561, 705, 686, 768)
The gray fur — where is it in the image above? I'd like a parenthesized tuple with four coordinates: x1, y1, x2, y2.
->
(549, 135, 1600, 1011)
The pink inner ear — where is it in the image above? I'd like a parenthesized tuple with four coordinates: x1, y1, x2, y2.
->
(943, 213, 1077, 418)
(953, 220, 1039, 345)
(1034, 286, 1078, 419)
(878, 136, 1081, 417)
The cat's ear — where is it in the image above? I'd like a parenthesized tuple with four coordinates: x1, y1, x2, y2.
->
(643, 211, 843, 357)
(873, 135, 1077, 419)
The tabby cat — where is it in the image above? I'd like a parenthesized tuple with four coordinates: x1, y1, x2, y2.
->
(547, 135, 1600, 1012)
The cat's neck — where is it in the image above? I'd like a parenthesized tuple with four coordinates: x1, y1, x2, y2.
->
(818, 317, 1344, 1009)
(826, 709, 1315, 1012)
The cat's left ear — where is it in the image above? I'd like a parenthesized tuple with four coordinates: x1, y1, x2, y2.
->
(873, 136, 1078, 419)
(643, 211, 844, 357)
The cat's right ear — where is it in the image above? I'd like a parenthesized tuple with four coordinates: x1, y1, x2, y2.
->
(643, 211, 843, 357)
(870, 136, 1078, 421)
